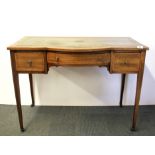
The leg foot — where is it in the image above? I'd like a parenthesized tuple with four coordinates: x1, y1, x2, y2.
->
(21, 128, 25, 132)
(130, 127, 137, 132)
(31, 104, 34, 107)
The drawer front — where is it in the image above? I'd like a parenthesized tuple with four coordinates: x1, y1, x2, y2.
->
(111, 52, 140, 73)
(15, 52, 45, 72)
(47, 52, 110, 66)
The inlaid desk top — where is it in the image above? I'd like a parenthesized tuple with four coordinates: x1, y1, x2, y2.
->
(7, 36, 148, 51)
(7, 37, 149, 132)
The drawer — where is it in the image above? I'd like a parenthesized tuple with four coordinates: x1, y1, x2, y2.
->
(47, 52, 110, 66)
(110, 52, 140, 73)
(15, 52, 46, 72)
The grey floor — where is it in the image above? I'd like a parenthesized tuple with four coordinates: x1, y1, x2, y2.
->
(0, 105, 155, 136)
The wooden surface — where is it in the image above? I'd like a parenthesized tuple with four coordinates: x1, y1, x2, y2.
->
(7, 36, 149, 51)
(131, 51, 146, 130)
(10, 52, 24, 132)
(15, 52, 46, 72)
(110, 53, 141, 73)
(47, 52, 110, 66)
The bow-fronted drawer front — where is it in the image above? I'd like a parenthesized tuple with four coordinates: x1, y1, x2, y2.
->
(47, 52, 110, 66)
(110, 52, 141, 73)
(14, 52, 46, 72)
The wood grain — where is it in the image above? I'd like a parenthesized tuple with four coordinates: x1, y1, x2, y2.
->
(10, 52, 25, 132)
(15, 52, 45, 72)
(7, 37, 149, 52)
(131, 51, 146, 130)
(47, 52, 110, 66)
(110, 52, 141, 73)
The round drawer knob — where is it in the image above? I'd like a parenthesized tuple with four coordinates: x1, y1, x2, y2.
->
(27, 60, 32, 67)
(56, 57, 59, 62)
(124, 61, 128, 65)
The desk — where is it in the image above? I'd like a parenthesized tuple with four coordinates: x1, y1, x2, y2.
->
(7, 37, 149, 132)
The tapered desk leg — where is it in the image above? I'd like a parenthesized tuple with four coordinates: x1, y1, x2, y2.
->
(10, 52, 25, 132)
(119, 74, 126, 107)
(131, 73, 144, 131)
(131, 51, 145, 131)
(29, 74, 35, 107)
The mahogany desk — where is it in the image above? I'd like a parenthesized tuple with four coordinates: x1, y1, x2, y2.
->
(7, 37, 149, 132)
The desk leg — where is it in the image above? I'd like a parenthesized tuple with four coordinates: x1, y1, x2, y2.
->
(119, 74, 126, 107)
(131, 73, 143, 131)
(131, 51, 145, 131)
(13, 73, 25, 132)
(10, 53, 24, 132)
(29, 74, 35, 107)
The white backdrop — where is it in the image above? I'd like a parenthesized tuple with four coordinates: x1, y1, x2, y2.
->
(0, 0, 155, 106)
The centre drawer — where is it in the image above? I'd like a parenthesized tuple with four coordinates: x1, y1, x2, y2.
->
(47, 52, 110, 66)
(14, 52, 46, 72)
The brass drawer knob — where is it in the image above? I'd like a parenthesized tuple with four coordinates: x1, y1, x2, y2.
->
(27, 60, 32, 67)
(56, 56, 59, 62)
(124, 60, 128, 65)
